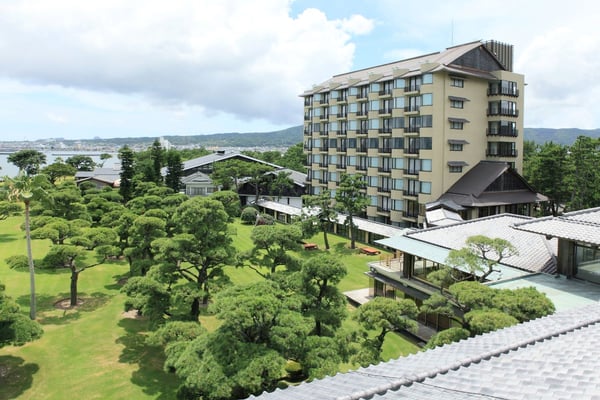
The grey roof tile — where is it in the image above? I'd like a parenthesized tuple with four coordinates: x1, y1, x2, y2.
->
(250, 302, 600, 400)
(514, 207, 600, 246)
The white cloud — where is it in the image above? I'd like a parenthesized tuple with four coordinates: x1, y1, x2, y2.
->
(338, 14, 375, 35)
(0, 0, 374, 130)
(46, 112, 68, 124)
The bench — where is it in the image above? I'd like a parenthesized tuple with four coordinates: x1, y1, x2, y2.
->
(304, 243, 318, 250)
(360, 246, 380, 255)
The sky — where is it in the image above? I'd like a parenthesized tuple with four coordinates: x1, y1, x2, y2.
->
(1, 0, 599, 141)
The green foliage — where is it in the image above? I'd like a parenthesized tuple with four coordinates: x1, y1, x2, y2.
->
(280, 142, 306, 172)
(118, 145, 136, 203)
(425, 327, 470, 349)
(354, 297, 418, 364)
(211, 190, 242, 220)
(5, 254, 29, 269)
(335, 174, 368, 249)
(302, 189, 337, 249)
(65, 155, 96, 171)
(0, 281, 43, 347)
(41, 161, 77, 184)
(240, 206, 258, 224)
(465, 309, 518, 335)
(122, 276, 171, 329)
(146, 321, 207, 347)
(297, 254, 348, 336)
(445, 235, 518, 282)
(0, 200, 21, 220)
(248, 223, 302, 275)
(164, 150, 184, 192)
(492, 286, 555, 322)
(7, 149, 47, 176)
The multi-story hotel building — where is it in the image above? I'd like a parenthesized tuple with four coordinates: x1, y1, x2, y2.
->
(301, 40, 534, 227)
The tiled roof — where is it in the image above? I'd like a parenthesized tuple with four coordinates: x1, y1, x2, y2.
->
(161, 150, 282, 175)
(403, 214, 557, 274)
(514, 207, 600, 246)
(303, 41, 500, 95)
(250, 302, 600, 400)
(255, 200, 410, 239)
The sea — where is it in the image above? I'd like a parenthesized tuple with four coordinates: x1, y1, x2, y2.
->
(0, 151, 120, 178)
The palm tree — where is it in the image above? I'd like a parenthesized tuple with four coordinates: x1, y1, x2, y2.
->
(4, 173, 50, 320)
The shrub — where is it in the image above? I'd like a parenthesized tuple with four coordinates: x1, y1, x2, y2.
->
(5, 255, 29, 270)
(240, 206, 258, 224)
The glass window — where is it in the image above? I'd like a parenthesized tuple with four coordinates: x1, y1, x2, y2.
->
(393, 179, 404, 190)
(369, 157, 379, 167)
(420, 159, 432, 171)
(450, 121, 464, 130)
(450, 77, 464, 87)
(422, 73, 433, 84)
(370, 195, 378, 206)
(450, 100, 463, 108)
(349, 87, 358, 95)
(421, 115, 433, 128)
(370, 100, 380, 111)
(449, 143, 464, 151)
(394, 97, 405, 109)
(369, 119, 380, 129)
(449, 165, 463, 173)
(421, 93, 433, 106)
(420, 181, 431, 194)
(394, 78, 405, 89)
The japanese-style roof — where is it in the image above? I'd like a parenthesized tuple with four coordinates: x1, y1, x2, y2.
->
(264, 168, 307, 187)
(513, 207, 600, 246)
(75, 167, 121, 186)
(377, 213, 557, 276)
(302, 40, 505, 96)
(251, 302, 600, 400)
(437, 161, 547, 208)
(180, 171, 212, 184)
(161, 150, 282, 175)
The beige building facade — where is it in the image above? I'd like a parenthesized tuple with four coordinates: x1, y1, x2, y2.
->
(302, 40, 525, 226)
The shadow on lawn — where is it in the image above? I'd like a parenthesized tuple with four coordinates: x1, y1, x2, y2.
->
(15, 292, 113, 325)
(0, 355, 39, 400)
(116, 318, 179, 400)
(0, 232, 18, 244)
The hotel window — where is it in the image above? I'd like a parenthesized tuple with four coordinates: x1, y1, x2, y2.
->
(421, 93, 433, 106)
(450, 121, 464, 130)
(420, 159, 432, 172)
(449, 165, 463, 173)
(449, 143, 464, 151)
(394, 78, 405, 89)
(422, 73, 433, 84)
(450, 77, 464, 87)
(450, 99, 464, 108)
(420, 181, 431, 194)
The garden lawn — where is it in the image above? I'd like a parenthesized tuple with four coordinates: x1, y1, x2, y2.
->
(1, 216, 419, 400)
(0, 216, 179, 400)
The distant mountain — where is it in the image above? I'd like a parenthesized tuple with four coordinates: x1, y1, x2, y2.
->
(53, 126, 600, 149)
(523, 128, 600, 145)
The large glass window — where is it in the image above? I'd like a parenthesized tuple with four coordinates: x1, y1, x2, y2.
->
(575, 244, 600, 284)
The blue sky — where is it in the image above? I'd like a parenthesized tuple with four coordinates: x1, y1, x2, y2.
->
(1, 0, 599, 141)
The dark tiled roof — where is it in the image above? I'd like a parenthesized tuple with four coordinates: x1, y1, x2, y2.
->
(437, 161, 547, 207)
(251, 302, 600, 400)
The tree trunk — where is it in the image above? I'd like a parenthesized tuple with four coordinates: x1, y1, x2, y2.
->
(25, 200, 36, 320)
(191, 297, 200, 320)
(348, 214, 356, 249)
(70, 269, 80, 307)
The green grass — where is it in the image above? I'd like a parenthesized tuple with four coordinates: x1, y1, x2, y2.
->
(0, 216, 418, 399)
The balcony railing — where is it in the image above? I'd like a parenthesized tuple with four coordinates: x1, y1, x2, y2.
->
(405, 126, 420, 134)
(486, 149, 518, 157)
(487, 88, 519, 97)
(378, 166, 392, 173)
(378, 147, 392, 154)
(487, 108, 519, 117)
(403, 190, 419, 197)
(378, 108, 393, 115)
(403, 169, 419, 176)
(357, 128, 368, 135)
(404, 105, 420, 113)
(486, 128, 519, 137)
(337, 112, 348, 119)
(378, 128, 392, 134)
(404, 84, 420, 92)
(379, 88, 393, 96)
